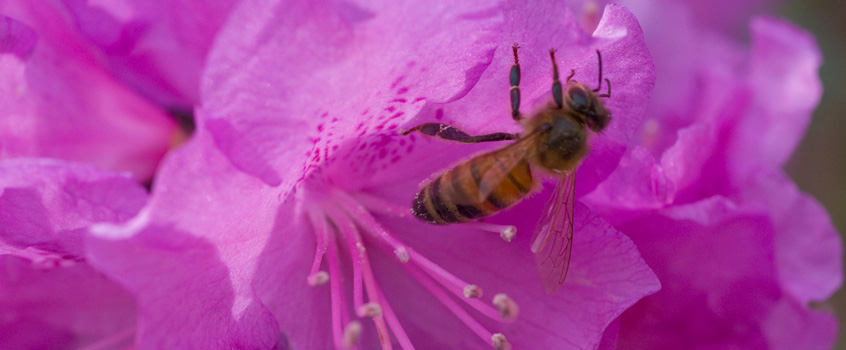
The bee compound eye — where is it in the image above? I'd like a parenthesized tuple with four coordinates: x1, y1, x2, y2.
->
(567, 87, 589, 111)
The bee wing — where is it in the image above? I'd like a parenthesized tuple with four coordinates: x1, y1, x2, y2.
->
(530, 171, 576, 295)
(475, 133, 540, 203)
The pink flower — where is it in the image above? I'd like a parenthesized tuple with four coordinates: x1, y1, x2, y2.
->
(0, 159, 144, 348)
(1, 1, 236, 346)
(85, 0, 660, 349)
(0, 5, 176, 182)
(59, 0, 239, 109)
(577, 2, 842, 348)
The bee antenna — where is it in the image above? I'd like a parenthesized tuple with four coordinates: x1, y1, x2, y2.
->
(592, 50, 604, 92)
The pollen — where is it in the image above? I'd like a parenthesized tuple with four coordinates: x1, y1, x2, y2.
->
(492, 333, 513, 350)
(307, 271, 329, 286)
(493, 294, 520, 322)
(464, 284, 483, 298)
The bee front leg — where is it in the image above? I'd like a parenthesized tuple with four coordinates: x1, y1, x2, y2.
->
(401, 123, 518, 143)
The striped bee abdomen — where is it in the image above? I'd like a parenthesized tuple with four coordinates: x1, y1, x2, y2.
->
(412, 153, 534, 225)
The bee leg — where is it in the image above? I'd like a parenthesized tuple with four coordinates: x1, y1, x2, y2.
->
(592, 49, 605, 93)
(549, 49, 563, 109)
(402, 123, 518, 143)
(592, 50, 612, 98)
(599, 78, 611, 98)
(510, 43, 522, 121)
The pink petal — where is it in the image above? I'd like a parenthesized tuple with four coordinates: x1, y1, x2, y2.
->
(85, 130, 281, 349)
(370, 196, 659, 348)
(0, 2, 176, 181)
(0, 14, 36, 57)
(61, 0, 239, 108)
(0, 255, 136, 350)
(200, 0, 503, 186)
(725, 16, 822, 182)
(615, 195, 838, 349)
(741, 171, 843, 303)
(0, 158, 147, 259)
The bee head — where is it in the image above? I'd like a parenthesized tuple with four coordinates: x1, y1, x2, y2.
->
(565, 83, 610, 133)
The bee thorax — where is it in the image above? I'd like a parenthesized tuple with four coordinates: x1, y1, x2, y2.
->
(534, 115, 587, 172)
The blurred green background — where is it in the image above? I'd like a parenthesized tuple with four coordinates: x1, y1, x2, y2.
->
(779, 0, 845, 348)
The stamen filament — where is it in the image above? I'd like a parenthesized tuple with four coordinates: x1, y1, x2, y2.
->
(463, 222, 517, 242)
(325, 225, 347, 350)
(406, 248, 504, 322)
(330, 203, 393, 350)
(329, 206, 366, 313)
(306, 208, 329, 278)
(331, 189, 409, 260)
(405, 264, 495, 346)
(376, 284, 415, 350)
(354, 192, 411, 218)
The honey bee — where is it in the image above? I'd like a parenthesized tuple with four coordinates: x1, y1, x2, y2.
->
(403, 45, 611, 294)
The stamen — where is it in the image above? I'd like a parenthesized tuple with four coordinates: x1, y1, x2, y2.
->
(327, 202, 393, 350)
(492, 333, 513, 350)
(492, 294, 520, 322)
(405, 265, 495, 345)
(343, 321, 363, 349)
(580, 1, 601, 33)
(306, 208, 329, 278)
(394, 246, 410, 263)
(310, 189, 518, 349)
(358, 302, 383, 318)
(325, 225, 348, 349)
(376, 285, 415, 350)
(307, 271, 329, 286)
(354, 192, 411, 218)
(463, 284, 483, 298)
(463, 222, 517, 242)
(331, 189, 409, 259)
(406, 247, 503, 322)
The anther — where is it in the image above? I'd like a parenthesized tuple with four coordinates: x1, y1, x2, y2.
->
(394, 246, 410, 263)
(464, 284, 483, 298)
(307, 271, 329, 286)
(343, 321, 363, 348)
(492, 333, 512, 350)
(580, 1, 601, 33)
(358, 302, 383, 318)
(500, 226, 516, 242)
(464, 222, 517, 242)
(492, 294, 520, 321)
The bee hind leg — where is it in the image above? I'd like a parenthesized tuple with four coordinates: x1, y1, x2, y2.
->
(401, 123, 518, 143)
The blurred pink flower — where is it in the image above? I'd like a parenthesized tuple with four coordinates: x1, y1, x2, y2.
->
(0, 5, 176, 182)
(0, 159, 144, 349)
(577, 2, 842, 348)
(1, 0, 238, 346)
(60, 0, 239, 109)
(85, 0, 661, 348)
